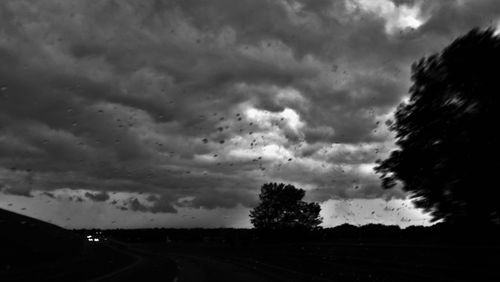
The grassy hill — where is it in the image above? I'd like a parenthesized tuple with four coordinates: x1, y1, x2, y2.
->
(0, 208, 134, 282)
(0, 208, 83, 266)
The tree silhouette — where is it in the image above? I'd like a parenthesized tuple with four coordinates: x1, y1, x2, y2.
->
(375, 28, 500, 226)
(249, 183, 322, 230)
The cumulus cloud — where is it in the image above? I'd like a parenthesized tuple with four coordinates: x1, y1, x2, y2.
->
(345, 0, 426, 34)
(1, 0, 499, 226)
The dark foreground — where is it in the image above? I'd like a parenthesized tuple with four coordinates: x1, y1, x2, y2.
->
(96, 225, 500, 282)
(2, 208, 500, 281)
(126, 237, 500, 282)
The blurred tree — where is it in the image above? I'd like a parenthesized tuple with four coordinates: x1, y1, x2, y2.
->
(250, 183, 322, 230)
(375, 28, 500, 226)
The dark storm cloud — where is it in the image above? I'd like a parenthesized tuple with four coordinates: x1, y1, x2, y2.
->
(419, 0, 500, 37)
(1, 0, 499, 214)
(42, 192, 55, 199)
(1, 184, 33, 198)
(127, 196, 177, 214)
(84, 191, 110, 202)
(177, 187, 258, 210)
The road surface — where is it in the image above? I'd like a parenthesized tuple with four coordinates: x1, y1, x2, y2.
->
(166, 252, 332, 282)
(94, 242, 330, 282)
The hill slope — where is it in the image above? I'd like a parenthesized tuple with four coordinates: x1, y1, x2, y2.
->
(0, 208, 134, 282)
(0, 208, 83, 266)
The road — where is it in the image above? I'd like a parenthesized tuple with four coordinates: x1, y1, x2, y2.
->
(163, 249, 334, 282)
(169, 254, 276, 282)
(168, 253, 334, 282)
(89, 242, 178, 282)
(93, 242, 331, 282)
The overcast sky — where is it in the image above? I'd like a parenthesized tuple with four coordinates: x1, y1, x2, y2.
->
(1, 0, 499, 229)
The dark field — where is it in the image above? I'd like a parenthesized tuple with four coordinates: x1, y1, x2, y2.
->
(83, 225, 500, 282)
(2, 207, 500, 281)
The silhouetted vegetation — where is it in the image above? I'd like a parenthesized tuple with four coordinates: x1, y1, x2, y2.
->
(84, 223, 500, 245)
(249, 183, 322, 231)
(376, 28, 500, 226)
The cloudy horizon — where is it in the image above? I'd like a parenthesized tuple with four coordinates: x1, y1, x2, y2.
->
(1, 0, 499, 229)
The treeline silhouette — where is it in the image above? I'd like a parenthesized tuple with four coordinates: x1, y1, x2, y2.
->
(77, 223, 500, 245)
